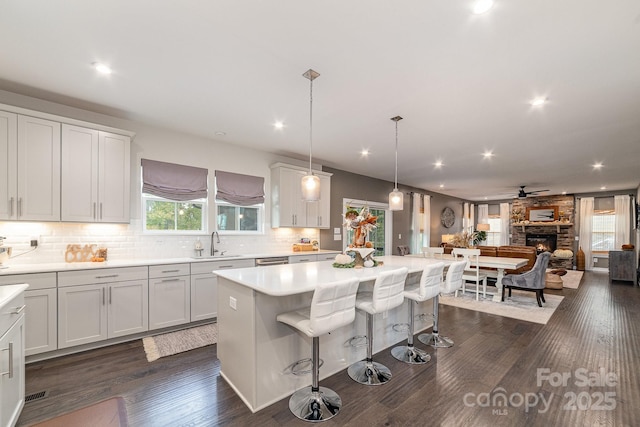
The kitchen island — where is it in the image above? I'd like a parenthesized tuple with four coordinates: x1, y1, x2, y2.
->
(215, 255, 446, 412)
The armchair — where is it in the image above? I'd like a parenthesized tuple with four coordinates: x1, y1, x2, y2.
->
(501, 252, 552, 307)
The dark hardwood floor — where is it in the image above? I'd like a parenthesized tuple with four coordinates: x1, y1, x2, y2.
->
(17, 271, 639, 426)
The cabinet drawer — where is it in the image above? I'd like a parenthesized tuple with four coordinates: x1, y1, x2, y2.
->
(288, 254, 317, 264)
(58, 266, 148, 287)
(149, 263, 190, 278)
(317, 253, 339, 261)
(0, 291, 25, 335)
(191, 259, 254, 275)
(0, 272, 56, 290)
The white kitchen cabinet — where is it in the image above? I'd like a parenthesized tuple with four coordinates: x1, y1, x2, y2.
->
(190, 258, 255, 322)
(61, 124, 131, 223)
(0, 285, 26, 427)
(57, 267, 148, 348)
(149, 264, 191, 330)
(0, 113, 60, 221)
(316, 252, 339, 261)
(288, 254, 318, 264)
(0, 273, 57, 356)
(270, 163, 332, 229)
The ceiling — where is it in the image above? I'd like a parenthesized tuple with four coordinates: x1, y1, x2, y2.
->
(1, 0, 640, 201)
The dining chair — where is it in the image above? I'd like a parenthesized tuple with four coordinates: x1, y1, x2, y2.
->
(422, 247, 445, 259)
(451, 248, 488, 300)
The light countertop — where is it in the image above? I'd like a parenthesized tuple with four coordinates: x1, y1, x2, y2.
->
(0, 283, 29, 310)
(0, 250, 340, 276)
(215, 255, 447, 296)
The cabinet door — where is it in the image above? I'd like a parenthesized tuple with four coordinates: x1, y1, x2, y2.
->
(58, 284, 107, 348)
(108, 280, 148, 338)
(16, 115, 61, 221)
(61, 124, 99, 222)
(191, 274, 217, 322)
(98, 132, 130, 223)
(0, 111, 17, 220)
(278, 168, 306, 227)
(0, 315, 25, 427)
(24, 289, 57, 356)
(149, 276, 190, 330)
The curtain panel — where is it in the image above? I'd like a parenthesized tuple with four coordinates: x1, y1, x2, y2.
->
(141, 159, 208, 201)
(499, 203, 510, 246)
(215, 170, 265, 206)
(579, 197, 594, 270)
(614, 195, 631, 249)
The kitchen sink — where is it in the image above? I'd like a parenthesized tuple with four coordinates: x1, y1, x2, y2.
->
(191, 254, 241, 260)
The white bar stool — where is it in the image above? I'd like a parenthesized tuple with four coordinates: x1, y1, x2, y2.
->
(347, 267, 408, 386)
(418, 260, 466, 348)
(391, 262, 445, 364)
(276, 277, 360, 422)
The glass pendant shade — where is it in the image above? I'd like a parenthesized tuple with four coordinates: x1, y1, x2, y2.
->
(389, 188, 403, 211)
(301, 173, 321, 201)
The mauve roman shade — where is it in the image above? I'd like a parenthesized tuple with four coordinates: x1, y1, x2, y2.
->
(215, 170, 265, 206)
(141, 159, 208, 201)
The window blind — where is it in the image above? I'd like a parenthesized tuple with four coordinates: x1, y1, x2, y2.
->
(141, 159, 208, 201)
(215, 170, 265, 206)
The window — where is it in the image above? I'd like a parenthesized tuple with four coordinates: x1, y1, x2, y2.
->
(143, 195, 206, 233)
(216, 201, 263, 234)
(485, 216, 502, 246)
(592, 210, 615, 252)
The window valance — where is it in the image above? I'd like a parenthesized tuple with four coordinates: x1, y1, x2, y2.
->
(215, 170, 265, 206)
(141, 159, 208, 201)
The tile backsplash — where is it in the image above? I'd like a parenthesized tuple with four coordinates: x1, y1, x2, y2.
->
(0, 220, 320, 265)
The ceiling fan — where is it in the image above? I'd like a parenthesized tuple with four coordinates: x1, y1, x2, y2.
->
(517, 186, 549, 198)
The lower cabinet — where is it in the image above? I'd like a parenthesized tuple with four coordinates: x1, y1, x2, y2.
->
(190, 259, 255, 322)
(149, 264, 191, 330)
(58, 267, 148, 349)
(0, 273, 57, 356)
(0, 288, 26, 427)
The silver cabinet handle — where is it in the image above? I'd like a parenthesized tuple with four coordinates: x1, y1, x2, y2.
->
(102, 287, 106, 305)
(218, 265, 234, 269)
(95, 274, 119, 279)
(99, 203, 103, 220)
(161, 270, 180, 273)
(161, 278, 180, 282)
(93, 202, 97, 219)
(18, 198, 22, 217)
(9, 197, 14, 217)
(12, 305, 26, 314)
(109, 286, 112, 304)
(1, 343, 14, 378)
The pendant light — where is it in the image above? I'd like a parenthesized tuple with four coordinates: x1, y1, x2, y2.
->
(389, 116, 403, 211)
(301, 69, 321, 201)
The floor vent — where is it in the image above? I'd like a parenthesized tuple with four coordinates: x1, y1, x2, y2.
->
(25, 390, 49, 403)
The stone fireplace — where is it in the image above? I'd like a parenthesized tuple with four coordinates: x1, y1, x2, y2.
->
(526, 233, 557, 254)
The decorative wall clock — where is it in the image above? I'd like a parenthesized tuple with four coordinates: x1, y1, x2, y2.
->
(441, 207, 455, 228)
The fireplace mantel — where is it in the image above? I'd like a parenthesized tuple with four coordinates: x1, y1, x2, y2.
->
(513, 222, 573, 233)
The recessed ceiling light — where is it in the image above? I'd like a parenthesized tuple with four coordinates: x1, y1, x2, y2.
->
(592, 162, 603, 169)
(600, 186, 607, 190)
(274, 121, 284, 129)
(439, 184, 444, 188)
(92, 62, 112, 75)
(562, 191, 567, 195)
(434, 160, 443, 168)
(361, 149, 370, 156)
(214, 131, 226, 136)
(530, 97, 546, 107)
(473, 0, 494, 14)
(483, 151, 493, 159)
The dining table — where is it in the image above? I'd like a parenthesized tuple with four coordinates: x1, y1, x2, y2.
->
(405, 253, 529, 301)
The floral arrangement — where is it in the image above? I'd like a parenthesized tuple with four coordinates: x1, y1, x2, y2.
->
(449, 230, 485, 248)
(511, 208, 524, 223)
(344, 205, 377, 248)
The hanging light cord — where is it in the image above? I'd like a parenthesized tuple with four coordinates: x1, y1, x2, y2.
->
(394, 120, 398, 189)
(308, 77, 314, 174)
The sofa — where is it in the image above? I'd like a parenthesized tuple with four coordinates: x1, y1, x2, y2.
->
(443, 244, 537, 274)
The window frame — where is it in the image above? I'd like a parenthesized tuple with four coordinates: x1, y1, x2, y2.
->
(141, 193, 208, 235)
(591, 209, 615, 253)
(215, 200, 265, 236)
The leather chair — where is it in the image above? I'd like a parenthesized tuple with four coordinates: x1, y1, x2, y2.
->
(348, 268, 408, 385)
(277, 277, 360, 422)
(391, 262, 445, 364)
(501, 252, 552, 307)
(418, 260, 467, 348)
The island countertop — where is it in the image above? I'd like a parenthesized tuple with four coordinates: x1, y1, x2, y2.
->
(214, 255, 445, 296)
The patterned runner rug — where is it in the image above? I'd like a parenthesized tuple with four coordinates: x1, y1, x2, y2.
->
(142, 323, 217, 362)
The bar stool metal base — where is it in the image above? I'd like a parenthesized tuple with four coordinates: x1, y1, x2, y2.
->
(288, 386, 342, 422)
(347, 360, 392, 385)
(418, 332, 454, 348)
(390, 345, 431, 364)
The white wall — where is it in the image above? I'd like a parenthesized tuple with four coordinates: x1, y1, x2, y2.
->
(0, 90, 319, 264)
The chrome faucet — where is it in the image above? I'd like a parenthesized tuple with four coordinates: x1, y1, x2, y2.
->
(211, 231, 220, 256)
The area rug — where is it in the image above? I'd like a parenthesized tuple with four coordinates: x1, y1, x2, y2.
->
(440, 291, 564, 325)
(32, 397, 128, 427)
(142, 323, 217, 362)
(547, 269, 584, 289)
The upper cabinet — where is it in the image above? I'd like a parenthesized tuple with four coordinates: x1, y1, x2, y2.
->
(61, 125, 130, 223)
(1, 104, 134, 223)
(0, 112, 61, 221)
(270, 163, 331, 228)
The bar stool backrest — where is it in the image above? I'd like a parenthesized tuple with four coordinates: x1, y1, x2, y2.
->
(309, 277, 360, 336)
(441, 260, 467, 294)
(371, 267, 409, 313)
(419, 262, 445, 299)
